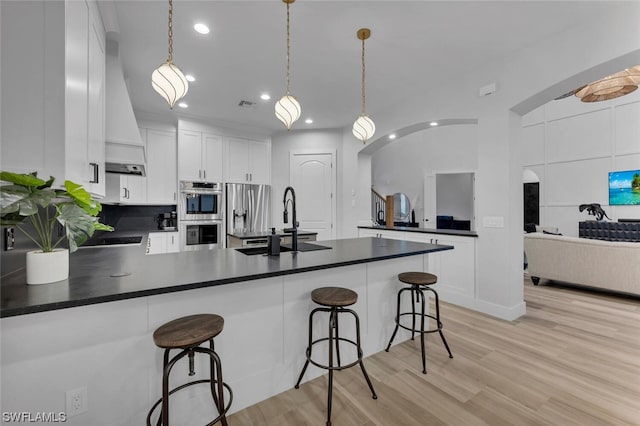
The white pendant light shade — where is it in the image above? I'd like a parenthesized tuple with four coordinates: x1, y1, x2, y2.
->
(152, 61, 189, 109)
(352, 114, 375, 143)
(275, 94, 301, 130)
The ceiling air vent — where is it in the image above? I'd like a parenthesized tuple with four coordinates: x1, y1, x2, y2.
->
(238, 100, 256, 108)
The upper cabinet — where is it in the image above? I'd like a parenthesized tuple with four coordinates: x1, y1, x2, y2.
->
(178, 130, 223, 183)
(102, 126, 177, 205)
(0, 0, 106, 197)
(144, 128, 177, 204)
(225, 137, 270, 184)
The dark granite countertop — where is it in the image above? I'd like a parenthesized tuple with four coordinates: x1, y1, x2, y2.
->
(358, 225, 478, 237)
(227, 229, 318, 239)
(0, 237, 452, 318)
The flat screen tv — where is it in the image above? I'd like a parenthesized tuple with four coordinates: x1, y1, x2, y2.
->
(609, 169, 640, 205)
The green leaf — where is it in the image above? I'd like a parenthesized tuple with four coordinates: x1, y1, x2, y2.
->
(56, 203, 96, 253)
(94, 222, 114, 232)
(0, 171, 45, 187)
(64, 180, 100, 216)
(0, 185, 55, 216)
(0, 211, 27, 225)
(38, 176, 55, 190)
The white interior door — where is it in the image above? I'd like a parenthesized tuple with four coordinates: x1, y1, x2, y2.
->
(290, 151, 336, 240)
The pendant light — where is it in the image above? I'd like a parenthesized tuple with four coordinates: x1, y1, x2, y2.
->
(275, 0, 301, 130)
(575, 66, 640, 102)
(151, 0, 189, 109)
(353, 28, 375, 143)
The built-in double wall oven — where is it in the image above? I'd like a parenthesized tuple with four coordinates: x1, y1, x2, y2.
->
(178, 181, 223, 251)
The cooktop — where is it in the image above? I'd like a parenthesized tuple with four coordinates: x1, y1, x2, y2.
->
(83, 236, 143, 247)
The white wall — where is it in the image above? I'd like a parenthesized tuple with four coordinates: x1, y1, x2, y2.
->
(371, 123, 478, 225)
(363, 3, 640, 320)
(522, 88, 640, 236)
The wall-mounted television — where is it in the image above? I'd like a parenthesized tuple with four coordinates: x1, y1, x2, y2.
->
(609, 169, 640, 205)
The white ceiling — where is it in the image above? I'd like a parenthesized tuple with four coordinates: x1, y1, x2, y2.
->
(109, 1, 618, 135)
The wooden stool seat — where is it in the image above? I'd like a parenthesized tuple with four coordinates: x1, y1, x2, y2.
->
(312, 287, 358, 307)
(398, 271, 438, 286)
(153, 314, 224, 349)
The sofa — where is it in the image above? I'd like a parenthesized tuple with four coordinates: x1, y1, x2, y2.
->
(523, 232, 640, 296)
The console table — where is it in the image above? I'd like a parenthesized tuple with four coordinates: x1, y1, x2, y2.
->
(579, 221, 640, 242)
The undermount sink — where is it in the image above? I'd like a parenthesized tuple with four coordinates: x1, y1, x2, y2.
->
(235, 246, 293, 256)
(235, 242, 331, 256)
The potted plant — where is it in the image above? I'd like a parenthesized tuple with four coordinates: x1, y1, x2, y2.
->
(0, 171, 113, 284)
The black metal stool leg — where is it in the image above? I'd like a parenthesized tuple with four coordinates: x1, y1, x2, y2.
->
(326, 308, 335, 426)
(430, 288, 453, 358)
(349, 308, 377, 400)
(385, 287, 406, 351)
(295, 308, 317, 389)
(411, 289, 417, 340)
(419, 289, 427, 374)
(161, 349, 171, 426)
(333, 310, 341, 367)
(205, 340, 229, 426)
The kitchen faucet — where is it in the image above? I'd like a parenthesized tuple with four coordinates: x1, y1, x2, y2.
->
(283, 186, 298, 251)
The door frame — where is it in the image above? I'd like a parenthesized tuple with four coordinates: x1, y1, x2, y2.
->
(289, 149, 337, 240)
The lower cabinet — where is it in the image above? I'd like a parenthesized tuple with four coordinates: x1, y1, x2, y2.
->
(146, 232, 179, 255)
(424, 234, 476, 298)
(357, 228, 476, 298)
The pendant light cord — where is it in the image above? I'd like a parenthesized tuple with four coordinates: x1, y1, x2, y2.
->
(167, 0, 173, 63)
(286, 1, 291, 95)
(361, 37, 366, 114)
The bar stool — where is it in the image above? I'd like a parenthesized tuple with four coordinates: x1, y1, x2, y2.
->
(147, 314, 233, 426)
(385, 272, 453, 374)
(295, 287, 377, 426)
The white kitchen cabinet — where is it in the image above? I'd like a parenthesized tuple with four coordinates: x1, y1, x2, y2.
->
(357, 228, 476, 298)
(146, 232, 180, 255)
(358, 228, 407, 239)
(225, 137, 270, 184)
(144, 128, 177, 204)
(423, 234, 476, 298)
(178, 130, 223, 182)
(104, 174, 147, 204)
(0, 0, 106, 197)
(86, 3, 106, 197)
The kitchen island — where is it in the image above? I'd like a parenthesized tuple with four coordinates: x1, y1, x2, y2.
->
(1, 238, 452, 425)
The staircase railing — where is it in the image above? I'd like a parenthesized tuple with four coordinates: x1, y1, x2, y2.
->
(371, 188, 394, 226)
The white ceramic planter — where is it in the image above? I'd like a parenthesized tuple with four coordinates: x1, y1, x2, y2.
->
(26, 248, 69, 285)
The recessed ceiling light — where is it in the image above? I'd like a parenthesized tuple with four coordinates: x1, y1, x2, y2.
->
(260, 93, 271, 101)
(185, 74, 195, 82)
(430, 121, 439, 127)
(389, 134, 396, 140)
(305, 118, 313, 124)
(194, 23, 210, 34)
(178, 102, 188, 108)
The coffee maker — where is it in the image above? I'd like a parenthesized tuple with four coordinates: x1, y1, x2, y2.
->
(157, 211, 177, 230)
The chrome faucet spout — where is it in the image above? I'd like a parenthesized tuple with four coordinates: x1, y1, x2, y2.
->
(283, 186, 298, 251)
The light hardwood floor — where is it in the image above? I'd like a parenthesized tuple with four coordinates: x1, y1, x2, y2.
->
(228, 278, 640, 425)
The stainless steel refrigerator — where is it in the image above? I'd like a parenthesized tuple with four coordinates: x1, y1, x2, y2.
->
(226, 183, 271, 234)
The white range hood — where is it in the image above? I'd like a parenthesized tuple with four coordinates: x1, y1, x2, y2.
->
(105, 40, 146, 176)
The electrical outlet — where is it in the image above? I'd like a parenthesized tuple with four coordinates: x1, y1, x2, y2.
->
(4, 227, 15, 250)
(66, 387, 88, 417)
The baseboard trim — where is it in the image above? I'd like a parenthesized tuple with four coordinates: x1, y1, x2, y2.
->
(439, 290, 527, 321)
